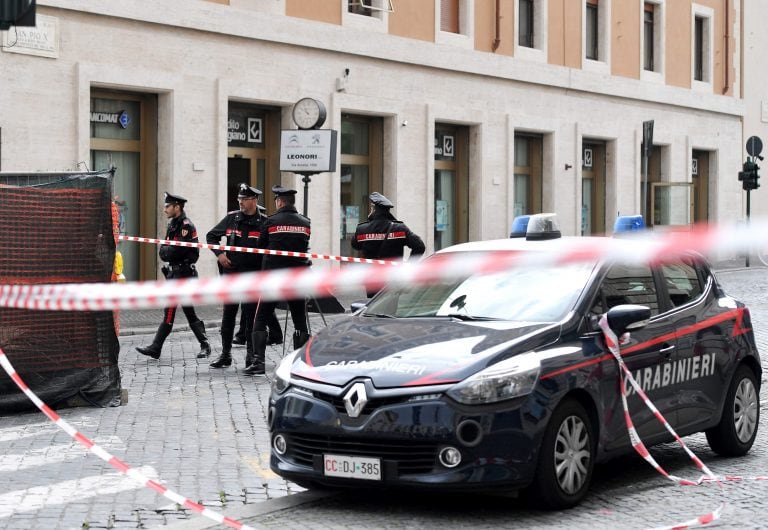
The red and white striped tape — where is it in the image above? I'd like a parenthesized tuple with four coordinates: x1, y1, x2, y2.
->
(599, 315, 723, 529)
(4, 219, 767, 312)
(0, 348, 256, 530)
(118, 234, 399, 266)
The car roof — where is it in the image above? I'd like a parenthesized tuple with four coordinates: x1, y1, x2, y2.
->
(435, 236, 602, 254)
(434, 234, 709, 270)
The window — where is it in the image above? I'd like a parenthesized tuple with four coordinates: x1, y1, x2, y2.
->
(441, 0, 459, 33)
(694, 16, 704, 81)
(348, 0, 373, 16)
(661, 262, 702, 308)
(643, 3, 655, 71)
(691, 7, 712, 86)
(599, 264, 659, 316)
(519, 0, 534, 48)
(585, 0, 598, 60)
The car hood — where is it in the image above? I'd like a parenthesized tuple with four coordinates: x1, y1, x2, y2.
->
(290, 317, 559, 388)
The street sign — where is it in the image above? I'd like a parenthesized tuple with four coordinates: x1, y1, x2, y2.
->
(746, 136, 763, 158)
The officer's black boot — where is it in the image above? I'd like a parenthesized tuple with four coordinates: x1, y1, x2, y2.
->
(210, 326, 234, 368)
(293, 330, 311, 350)
(242, 331, 267, 376)
(266, 313, 283, 345)
(244, 332, 254, 369)
(190, 320, 212, 359)
(233, 310, 247, 345)
(136, 323, 173, 360)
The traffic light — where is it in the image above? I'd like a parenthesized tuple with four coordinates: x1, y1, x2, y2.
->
(738, 159, 760, 191)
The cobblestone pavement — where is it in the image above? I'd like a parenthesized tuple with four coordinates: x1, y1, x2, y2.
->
(1, 270, 768, 529)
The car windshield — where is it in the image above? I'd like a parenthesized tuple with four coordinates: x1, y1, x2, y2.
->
(365, 256, 596, 322)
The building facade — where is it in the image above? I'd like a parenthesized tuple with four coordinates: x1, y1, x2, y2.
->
(0, 0, 745, 280)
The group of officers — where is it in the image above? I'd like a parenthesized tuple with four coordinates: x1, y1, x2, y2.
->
(136, 183, 424, 377)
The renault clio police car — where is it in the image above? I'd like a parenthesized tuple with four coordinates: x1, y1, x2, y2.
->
(268, 214, 760, 509)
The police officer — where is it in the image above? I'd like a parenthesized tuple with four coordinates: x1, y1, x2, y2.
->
(205, 184, 265, 369)
(233, 206, 284, 347)
(136, 192, 211, 360)
(245, 185, 311, 376)
(351, 192, 425, 296)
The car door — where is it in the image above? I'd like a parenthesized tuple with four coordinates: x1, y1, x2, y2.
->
(658, 259, 728, 431)
(593, 262, 681, 451)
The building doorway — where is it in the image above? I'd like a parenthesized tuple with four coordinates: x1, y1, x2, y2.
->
(581, 141, 606, 235)
(90, 90, 157, 281)
(340, 114, 383, 258)
(513, 133, 543, 218)
(691, 150, 711, 222)
(434, 124, 469, 251)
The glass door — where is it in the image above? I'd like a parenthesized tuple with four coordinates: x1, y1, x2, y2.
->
(91, 151, 140, 281)
(434, 169, 455, 250)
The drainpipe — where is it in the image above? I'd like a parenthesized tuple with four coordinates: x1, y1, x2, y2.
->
(723, 0, 730, 94)
(492, 0, 501, 51)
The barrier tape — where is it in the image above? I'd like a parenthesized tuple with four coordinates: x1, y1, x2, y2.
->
(3, 219, 768, 528)
(118, 234, 400, 266)
(599, 315, 723, 529)
(0, 348, 256, 530)
(4, 220, 764, 312)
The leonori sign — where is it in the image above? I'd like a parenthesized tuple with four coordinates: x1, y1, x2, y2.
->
(279, 130, 338, 174)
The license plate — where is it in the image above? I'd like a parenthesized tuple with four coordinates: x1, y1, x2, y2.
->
(323, 454, 381, 481)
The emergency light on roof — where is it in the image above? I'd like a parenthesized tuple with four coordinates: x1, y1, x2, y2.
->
(525, 213, 562, 241)
(509, 215, 531, 238)
(613, 215, 646, 236)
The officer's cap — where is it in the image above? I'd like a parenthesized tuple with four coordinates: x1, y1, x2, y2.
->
(369, 192, 393, 208)
(237, 183, 262, 198)
(272, 185, 297, 198)
(164, 192, 187, 206)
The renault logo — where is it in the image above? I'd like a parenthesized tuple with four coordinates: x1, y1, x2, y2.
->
(343, 382, 368, 418)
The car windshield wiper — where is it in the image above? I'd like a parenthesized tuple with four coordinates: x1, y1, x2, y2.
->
(363, 312, 396, 318)
(444, 313, 498, 321)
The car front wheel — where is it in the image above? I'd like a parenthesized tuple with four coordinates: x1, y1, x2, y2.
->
(706, 364, 759, 457)
(527, 399, 594, 510)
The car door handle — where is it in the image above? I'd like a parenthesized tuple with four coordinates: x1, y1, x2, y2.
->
(659, 343, 675, 358)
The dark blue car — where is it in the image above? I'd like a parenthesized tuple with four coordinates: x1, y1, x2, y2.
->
(269, 218, 760, 509)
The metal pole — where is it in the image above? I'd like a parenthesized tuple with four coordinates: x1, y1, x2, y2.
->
(746, 188, 751, 267)
(302, 174, 311, 217)
(642, 150, 649, 223)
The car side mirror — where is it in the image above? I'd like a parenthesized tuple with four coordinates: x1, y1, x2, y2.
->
(605, 304, 651, 336)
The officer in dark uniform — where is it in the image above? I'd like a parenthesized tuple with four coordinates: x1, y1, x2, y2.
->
(205, 183, 265, 369)
(233, 205, 283, 347)
(136, 192, 211, 360)
(244, 185, 311, 376)
(351, 192, 425, 296)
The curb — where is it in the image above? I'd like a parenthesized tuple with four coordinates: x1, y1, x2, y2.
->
(157, 490, 337, 530)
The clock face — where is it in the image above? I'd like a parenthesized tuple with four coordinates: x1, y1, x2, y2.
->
(292, 98, 326, 129)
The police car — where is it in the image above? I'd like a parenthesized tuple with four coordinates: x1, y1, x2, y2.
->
(268, 214, 761, 509)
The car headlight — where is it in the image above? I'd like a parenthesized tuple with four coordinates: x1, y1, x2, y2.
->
(272, 352, 298, 395)
(447, 354, 540, 405)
